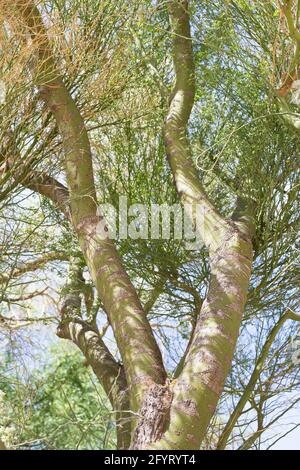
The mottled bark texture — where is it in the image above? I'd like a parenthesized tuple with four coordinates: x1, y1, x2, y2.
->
(6, 0, 256, 450)
(10, 1, 166, 428)
(0, 439, 7, 450)
(143, 1, 254, 449)
(57, 257, 131, 449)
(131, 384, 173, 449)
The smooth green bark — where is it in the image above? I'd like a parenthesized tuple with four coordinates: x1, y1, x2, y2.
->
(148, 1, 255, 449)
(11, 0, 166, 421)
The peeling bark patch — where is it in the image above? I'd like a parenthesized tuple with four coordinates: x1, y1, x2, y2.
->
(131, 384, 173, 449)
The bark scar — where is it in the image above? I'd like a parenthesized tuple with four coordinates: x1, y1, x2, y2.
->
(131, 383, 173, 449)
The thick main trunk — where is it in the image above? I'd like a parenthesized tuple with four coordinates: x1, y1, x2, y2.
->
(7, 0, 256, 451)
(56, 257, 131, 449)
(74, 219, 167, 414)
(216, 310, 298, 449)
(11, 0, 167, 422)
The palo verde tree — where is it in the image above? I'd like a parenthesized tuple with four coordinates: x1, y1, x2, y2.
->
(0, 0, 299, 450)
